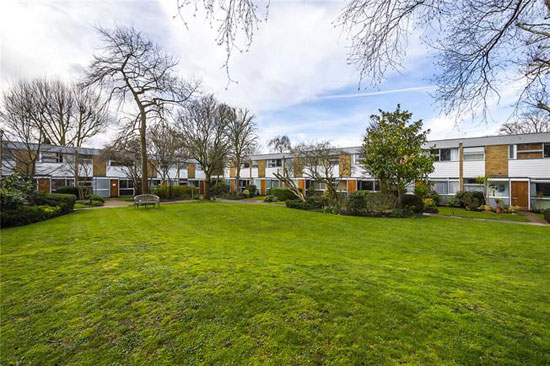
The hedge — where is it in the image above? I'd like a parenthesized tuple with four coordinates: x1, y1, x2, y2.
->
(55, 186, 79, 196)
(402, 194, 424, 214)
(269, 187, 297, 201)
(285, 198, 323, 210)
(543, 208, 550, 223)
(33, 193, 76, 214)
(151, 185, 196, 200)
(1, 204, 64, 228)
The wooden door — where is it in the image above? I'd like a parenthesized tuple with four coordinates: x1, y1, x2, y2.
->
(37, 178, 50, 193)
(199, 180, 205, 195)
(110, 179, 119, 197)
(260, 179, 266, 195)
(511, 181, 528, 208)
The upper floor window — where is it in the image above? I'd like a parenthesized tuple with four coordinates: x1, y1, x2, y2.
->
(545, 144, 550, 158)
(329, 156, 340, 166)
(463, 147, 485, 161)
(241, 162, 250, 168)
(251, 160, 259, 168)
(40, 152, 63, 163)
(517, 143, 544, 159)
(351, 153, 364, 165)
(432, 148, 458, 162)
(109, 160, 130, 167)
(268, 159, 281, 168)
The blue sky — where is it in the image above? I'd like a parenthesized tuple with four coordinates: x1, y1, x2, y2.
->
(1, 0, 516, 151)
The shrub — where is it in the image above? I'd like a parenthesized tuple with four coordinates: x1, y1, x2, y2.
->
(364, 192, 397, 214)
(212, 182, 230, 197)
(455, 191, 485, 211)
(33, 193, 76, 213)
(243, 189, 250, 197)
(346, 191, 368, 216)
(151, 185, 196, 200)
(264, 195, 279, 202)
(55, 186, 79, 196)
(0, 187, 27, 209)
(543, 208, 550, 223)
(507, 205, 521, 214)
(269, 187, 296, 201)
(1, 204, 64, 228)
(402, 194, 423, 213)
(285, 198, 323, 211)
(446, 195, 461, 207)
(88, 194, 105, 202)
(245, 184, 257, 196)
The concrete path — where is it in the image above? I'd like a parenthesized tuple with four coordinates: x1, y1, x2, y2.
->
(424, 213, 549, 227)
(518, 211, 548, 225)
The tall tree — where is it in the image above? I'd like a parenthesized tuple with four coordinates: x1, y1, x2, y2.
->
(83, 25, 198, 193)
(0, 80, 43, 179)
(500, 109, 550, 134)
(148, 120, 187, 187)
(226, 108, 257, 193)
(294, 141, 343, 207)
(361, 105, 434, 208)
(174, 0, 549, 120)
(177, 95, 230, 200)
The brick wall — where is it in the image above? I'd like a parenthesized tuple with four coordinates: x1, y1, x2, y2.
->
(485, 145, 508, 177)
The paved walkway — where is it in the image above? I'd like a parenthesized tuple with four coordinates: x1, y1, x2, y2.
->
(424, 213, 549, 227)
(518, 211, 548, 225)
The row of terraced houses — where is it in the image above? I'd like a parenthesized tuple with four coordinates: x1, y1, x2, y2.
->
(2, 132, 550, 210)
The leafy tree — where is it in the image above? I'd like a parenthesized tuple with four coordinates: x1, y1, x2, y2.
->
(361, 105, 434, 208)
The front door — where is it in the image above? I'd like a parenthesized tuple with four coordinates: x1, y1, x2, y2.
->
(110, 179, 119, 197)
(511, 181, 528, 209)
(37, 178, 50, 194)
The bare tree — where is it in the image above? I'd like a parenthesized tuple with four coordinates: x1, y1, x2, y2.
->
(174, 0, 549, 120)
(83, 25, 198, 193)
(102, 136, 144, 195)
(337, 0, 550, 120)
(148, 120, 187, 188)
(226, 108, 257, 193)
(268, 135, 291, 154)
(271, 158, 306, 202)
(0, 80, 43, 179)
(177, 95, 230, 200)
(500, 109, 550, 134)
(294, 141, 343, 207)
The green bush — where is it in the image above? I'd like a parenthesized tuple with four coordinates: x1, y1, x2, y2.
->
(543, 209, 550, 223)
(456, 191, 485, 211)
(151, 185, 196, 200)
(245, 184, 257, 196)
(364, 192, 397, 214)
(33, 193, 76, 213)
(0, 187, 27, 209)
(402, 194, 424, 213)
(285, 198, 323, 210)
(264, 195, 279, 202)
(212, 182, 230, 197)
(88, 194, 105, 202)
(55, 186, 79, 196)
(1, 204, 65, 228)
(269, 187, 296, 201)
(346, 191, 368, 216)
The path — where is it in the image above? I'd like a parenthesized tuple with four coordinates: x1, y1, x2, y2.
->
(424, 213, 549, 227)
(518, 211, 548, 225)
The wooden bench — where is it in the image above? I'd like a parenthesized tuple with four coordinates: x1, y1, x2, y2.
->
(134, 194, 160, 208)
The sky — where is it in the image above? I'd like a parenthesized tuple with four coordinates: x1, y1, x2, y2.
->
(0, 0, 520, 151)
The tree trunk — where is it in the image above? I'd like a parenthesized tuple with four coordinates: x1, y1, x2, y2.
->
(139, 112, 148, 194)
(235, 159, 240, 195)
(204, 174, 211, 201)
(397, 187, 403, 209)
(74, 152, 81, 199)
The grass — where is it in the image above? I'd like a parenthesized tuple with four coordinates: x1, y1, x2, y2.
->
(1, 203, 549, 365)
(435, 206, 529, 222)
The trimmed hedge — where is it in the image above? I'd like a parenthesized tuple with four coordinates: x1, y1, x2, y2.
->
(33, 193, 76, 214)
(1, 204, 66, 228)
(151, 185, 196, 200)
(269, 187, 296, 201)
(55, 186, 79, 196)
(543, 208, 550, 223)
(285, 198, 324, 210)
(402, 194, 424, 214)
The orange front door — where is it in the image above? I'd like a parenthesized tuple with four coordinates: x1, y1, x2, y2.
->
(260, 179, 266, 195)
(511, 181, 528, 209)
(110, 179, 119, 197)
(37, 178, 50, 193)
(199, 181, 205, 195)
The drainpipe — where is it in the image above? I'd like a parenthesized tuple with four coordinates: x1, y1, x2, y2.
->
(458, 143, 464, 191)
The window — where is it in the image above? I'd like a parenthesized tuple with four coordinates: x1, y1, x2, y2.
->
(329, 156, 340, 166)
(251, 160, 259, 168)
(351, 153, 364, 165)
(463, 178, 484, 192)
(488, 181, 509, 197)
(119, 179, 134, 196)
(535, 182, 550, 198)
(51, 177, 73, 191)
(509, 144, 517, 159)
(545, 144, 550, 158)
(77, 178, 93, 187)
(357, 180, 380, 191)
(431, 148, 458, 162)
(448, 180, 459, 194)
(517, 143, 543, 159)
(430, 181, 449, 195)
(241, 162, 250, 168)
(463, 147, 485, 161)
(41, 152, 63, 163)
(268, 159, 281, 168)
(109, 160, 130, 167)
(239, 179, 251, 189)
(64, 154, 93, 164)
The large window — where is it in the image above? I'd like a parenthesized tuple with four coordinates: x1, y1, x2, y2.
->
(268, 159, 281, 168)
(40, 152, 63, 163)
(51, 177, 74, 191)
(545, 144, 550, 158)
(463, 147, 485, 161)
(463, 178, 484, 192)
(357, 180, 380, 191)
(431, 148, 458, 162)
(535, 182, 550, 198)
(517, 143, 543, 159)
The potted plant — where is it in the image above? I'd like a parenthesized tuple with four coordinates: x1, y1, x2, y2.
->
(495, 199, 502, 214)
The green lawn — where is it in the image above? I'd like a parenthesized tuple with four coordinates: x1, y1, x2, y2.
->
(1, 203, 549, 365)
(436, 206, 529, 222)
